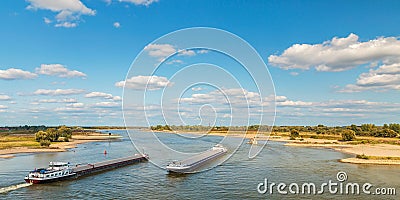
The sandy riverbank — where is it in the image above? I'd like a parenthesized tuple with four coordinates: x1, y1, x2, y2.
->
(0, 134, 121, 159)
(158, 130, 400, 165)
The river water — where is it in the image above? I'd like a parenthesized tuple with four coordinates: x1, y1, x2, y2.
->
(0, 130, 399, 199)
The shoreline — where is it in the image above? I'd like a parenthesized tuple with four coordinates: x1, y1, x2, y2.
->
(0, 134, 122, 159)
(151, 130, 400, 165)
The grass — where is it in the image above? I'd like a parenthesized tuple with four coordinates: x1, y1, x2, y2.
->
(0, 135, 41, 149)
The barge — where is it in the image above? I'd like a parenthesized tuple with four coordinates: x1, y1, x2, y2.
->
(24, 154, 148, 184)
(166, 144, 227, 173)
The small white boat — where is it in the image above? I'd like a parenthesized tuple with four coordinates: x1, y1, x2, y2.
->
(166, 144, 227, 173)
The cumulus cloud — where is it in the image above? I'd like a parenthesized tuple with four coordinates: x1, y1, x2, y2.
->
(180, 88, 262, 107)
(93, 102, 120, 108)
(144, 44, 199, 62)
(85, 92, 121, 101)
(197, 49, 209, 54)
(66, 102, 84, 108)
(0, 94, 11, 101)
(38, 99, 58, 103)
(33, 89, 85, 96)
(36, 64, 86, 78)
(113, 22, 120, 28)
(339, 63, 400, 92)
(144, 44, 177, 61)
(54, 22, 77, 28)
(178, 49, 196, 56)
(115, 75, 173, 90)
(0, 105, 8, 109)
(26, 0, 96, 28)
(166, 59, 183, 65)
(191, 87, 203, 91)
(0, 68, 37, 80)
(119, 0, 158, 6)
(63, 98, 78, 103)
(43, 17, 52, 24)
(268, 33, 400, 72)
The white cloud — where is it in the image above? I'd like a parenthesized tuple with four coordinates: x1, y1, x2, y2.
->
(0, 94, 11, 101)
(0, 68, 37, 80)
(144, 44, 177, 61)
(290, 72, 299, 76)
(63, 98, 78, 103)
(85, 92, 121, 101)
(43, 17, 52, 24)
(180, 88, 262, 107)
(113, 22, 121, 28)
(277, 100, 313, 107)
(166, 59, 183, 65)
(339, 63, 400, 92)
(33, 89, 85, 96)
(144, 44, 198, 62)
(55, 22, 77, 28)
(36, 64, 86, 78)
(93, 102, 120, 108)
(67, 102, 84, 108)
(178, 49, 196, 56)
(115, 75, 173, 90)
(38, 99, 58, 103)
(118, 0, 158, 6)
(191, 87, 203, 91)
(268, 33, 400, 72)
(0, 105, 8, 109)
(26, 0, 96, 27)
(197, 49, 209, 54)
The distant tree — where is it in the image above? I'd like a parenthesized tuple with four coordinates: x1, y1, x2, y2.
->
(35, 131, 49, 142)
(361, 124, 376, 132)
(290, 129, 300, 140)
(389, 123, 400, 133)
(58, 126, 72, 139)
(46, 128, 59, 142)
(341, 130, 356, 141)
(375, 129, 398, 138)
(383, 124, 389, 129)
(39, 140, 51, 147)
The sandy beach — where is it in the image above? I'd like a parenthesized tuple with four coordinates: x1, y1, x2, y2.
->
(159, 130, 400, 165)
(0, 134, 121, 159)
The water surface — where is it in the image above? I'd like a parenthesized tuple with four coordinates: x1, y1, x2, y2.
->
(0, 130, 399, 199)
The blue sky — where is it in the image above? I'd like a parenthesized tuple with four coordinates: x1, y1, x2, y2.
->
(0, 0, 399, 126)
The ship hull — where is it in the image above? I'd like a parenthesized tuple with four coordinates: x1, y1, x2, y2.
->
(167, 149, 227, 173)
(24, 173, 76, 184)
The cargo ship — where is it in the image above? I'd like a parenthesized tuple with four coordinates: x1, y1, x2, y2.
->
(24, 162, 76, 184)
(24, 154, 148, 184)
(166, 144, 227, 173)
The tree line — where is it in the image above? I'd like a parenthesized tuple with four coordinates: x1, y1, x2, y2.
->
(150, 123, 400, 139)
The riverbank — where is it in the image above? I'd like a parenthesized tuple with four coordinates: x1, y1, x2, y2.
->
(155, 130, 400, 165)
(0, 134, 122, 159)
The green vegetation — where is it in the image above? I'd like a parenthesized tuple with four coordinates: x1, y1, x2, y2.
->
(148, 123, 400, 138)
(34, 126, 73, 146)
(356, 154, 400, 160)
(356, 154, 369, 159)
(290, 129, 300, 140)
(39, 140, 51, 147)
(0, 135, 40, 150)
(341, 130, 356, 141)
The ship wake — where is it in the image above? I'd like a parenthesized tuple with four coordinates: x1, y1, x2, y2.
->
(0, 183, 32, 194)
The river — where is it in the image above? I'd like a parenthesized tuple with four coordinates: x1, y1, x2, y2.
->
(1, 130, 399, 199)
